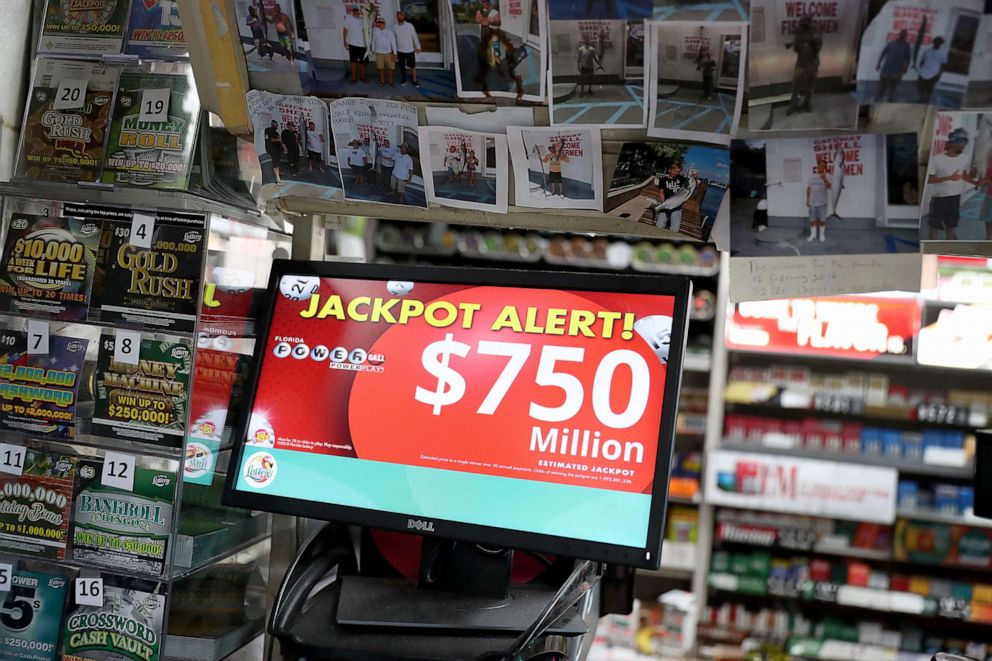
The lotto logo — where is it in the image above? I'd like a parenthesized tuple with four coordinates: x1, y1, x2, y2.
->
(272, 342, 383, 370)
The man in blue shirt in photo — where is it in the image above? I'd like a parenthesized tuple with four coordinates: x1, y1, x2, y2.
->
(876, 29, 912, 102)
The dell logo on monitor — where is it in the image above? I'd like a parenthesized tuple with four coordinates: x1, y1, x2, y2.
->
(407, 519, 435, 532)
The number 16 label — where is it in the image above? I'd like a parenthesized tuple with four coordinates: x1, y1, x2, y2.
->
(75, 577, 103, 607)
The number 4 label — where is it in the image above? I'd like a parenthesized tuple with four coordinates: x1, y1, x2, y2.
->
(0, 443, 25, 476)
(75, 577, 103, 606)
(114, 329, 141, 366)
(102, 452, 135, 492)
(129, 213, 155, 249)
(54, 78, 87, 110)
(139, 88, 171, 123)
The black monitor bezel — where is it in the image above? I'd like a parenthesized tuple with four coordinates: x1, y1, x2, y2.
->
(222, 260, 692, 570)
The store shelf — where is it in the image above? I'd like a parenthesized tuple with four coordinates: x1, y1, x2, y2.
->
(787, 637, 931, 661)
(725, 399, 987, 431)
(719, 441, 975, 479)
(171, 514, 271, 580)
(896, 507, 992, 529)
(165, 622, 263, 661)
(683, 353, 713, 373)
(636, 541, 697, 579)
(728, 346, 992, 377)
(668, 495, 702, 506)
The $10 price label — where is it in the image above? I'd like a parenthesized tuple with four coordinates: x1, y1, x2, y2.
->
(413, 333, 651, 429)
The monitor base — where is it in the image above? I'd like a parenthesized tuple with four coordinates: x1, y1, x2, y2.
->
(336, 575, 589, 634)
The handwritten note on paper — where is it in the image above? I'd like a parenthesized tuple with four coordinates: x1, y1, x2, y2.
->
(729, 254, 923, 302)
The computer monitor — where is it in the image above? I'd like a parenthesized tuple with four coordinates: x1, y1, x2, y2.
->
(223, 260, 691, 570)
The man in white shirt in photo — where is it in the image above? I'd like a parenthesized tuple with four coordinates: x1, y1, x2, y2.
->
(475, 0, 501, 29)
(347, 140, 369, 185)
(391, 144, 415, 203)
(371, 17, 398, 87)
(343, 5, 368, 85)
(393, 11, 422, 88)
(377, 139, 399, 193)
(305, 120, 326, 175)
(917, 36, 948, 104)
(927, 128, 982, 240)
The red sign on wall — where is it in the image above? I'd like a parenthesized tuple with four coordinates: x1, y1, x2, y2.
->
(726, 295, 921, 359)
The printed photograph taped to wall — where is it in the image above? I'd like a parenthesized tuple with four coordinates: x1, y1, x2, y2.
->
(730, 136, 921, 256)
(747, 0, 867, 132)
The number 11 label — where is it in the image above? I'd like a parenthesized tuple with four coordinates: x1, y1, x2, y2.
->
(0, 443, 25, 476)
(139, 88, 171, 123)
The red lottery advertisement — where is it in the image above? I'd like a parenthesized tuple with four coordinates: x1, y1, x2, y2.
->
(726, 295, 921, 360)
(245, 275, 678, 495)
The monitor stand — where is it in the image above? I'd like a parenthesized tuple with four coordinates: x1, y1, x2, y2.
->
(335, 538, 588, 634)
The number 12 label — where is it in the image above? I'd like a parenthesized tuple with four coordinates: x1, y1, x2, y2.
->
(101, 452, 135, 492)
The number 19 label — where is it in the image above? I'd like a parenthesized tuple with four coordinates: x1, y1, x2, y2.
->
(139, 88, 171, 123)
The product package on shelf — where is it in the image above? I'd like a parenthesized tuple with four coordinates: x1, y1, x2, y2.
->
(16, 59, 118, 185)
(0, 330, 89, 439)
(0, 565, 70, 661)
(91, 332, 192, 448)
(61, 576, 166, 661)
(125, 0, 187, 60)
(90, 211, 205, 333)
(71, 458, 177, 576)
(0, 450, 76, 561)
(0, 213, 101, 321)
(101, 67, 200, 191)
(39, 0, 130, 56)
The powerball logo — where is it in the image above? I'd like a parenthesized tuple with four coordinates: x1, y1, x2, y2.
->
(243, 452, 278, 488)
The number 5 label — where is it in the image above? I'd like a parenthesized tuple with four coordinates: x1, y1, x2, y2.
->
(139, 88, 171, 123)
(0, 563, 12, 592)
(0, 443, 26, 476)
(102, 452, 135, 492)
(75, 577, 103, 606)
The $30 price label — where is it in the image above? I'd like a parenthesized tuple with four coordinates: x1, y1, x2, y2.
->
(414, 333, 652, 429)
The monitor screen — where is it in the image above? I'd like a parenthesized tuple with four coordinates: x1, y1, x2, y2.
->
(223, 261, 691, 569)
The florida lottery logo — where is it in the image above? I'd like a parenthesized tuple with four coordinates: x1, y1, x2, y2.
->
(184, 441, 213, 480)
(243, 452, 277, 488)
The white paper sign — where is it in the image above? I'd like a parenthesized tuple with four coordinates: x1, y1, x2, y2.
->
(75, 577, 104, 606)
(704, 449, 897, 523)
(114, 329, 142, 366)
(129, 213, 155, 249)
(101, 452, 136, 492)
(27, 320, 49, 355)
(0, 564, 12, 592)
(0, 443, 26, 476)
(139, 88, 171, 123)
(54, 78, 87, 110)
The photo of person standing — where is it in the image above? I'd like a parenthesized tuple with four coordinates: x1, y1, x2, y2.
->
(281, 123, 301, 177)
(651, 161, 692, 232)
(264, 119, 284, 184)
(272, 2, 296, 63)
(343, 5, 368, 84)
(393, 11, 422, 88)
(372, 17, 398, 87)
(786, 16, 822, 115)
(465, 149, 479, 186)
(542, 142, 570, 198)
(347, 140, 369, 185)
(246, 5, 271, 60)
(576, 37, 601, 97)
(391, 144, 415, 203)
(377, 138, 398, 193)
(444, 145, 465, 184)
(806, 160, 832, 242)
(927, 128, 981, 240)
(917, 37, 948, 104)
(305, 120, 325, 174)
(698, 48, 717, 101)
(875, 29, 911, 102)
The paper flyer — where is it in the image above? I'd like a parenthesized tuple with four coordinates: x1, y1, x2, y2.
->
(71, 459, 177, 576)
(102, 69, 200, 190)
(183, 348, 240, 486)
(91, 333, 192, 448)
(450, 0, 547, 103)
(0, 450, 76, 561)
(16, 59, 117, 184)
(856, 0, 983, 108)
(729, 136, 923, 256)
(330, 97, 426, 207)
(90, 213, 205, 333)
(0, 567, 68, 661)
(39, 0, 129, 55)
(245, 90, 341, 198)
(425, 106, 535, 132)
(0, 331, 88, 440)
(549, 19, 646, 127)
(418, 126, 508, 213)
(507, 126, 603, 210)
(61, 578, 165, 661)
(606, 142, 729, 242)
(233, 0, 310, 95)
(647, 21, 746, 143)
(0, 214, 101, 320)
(124, 0, 187, 60)
(920, 111, 992, 242)
(747, 0, 864, 131)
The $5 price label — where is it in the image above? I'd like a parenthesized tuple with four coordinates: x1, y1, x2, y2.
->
(414, 334, 652, 429)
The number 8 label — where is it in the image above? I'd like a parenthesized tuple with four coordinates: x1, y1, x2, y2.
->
(114, 329, 141, 366)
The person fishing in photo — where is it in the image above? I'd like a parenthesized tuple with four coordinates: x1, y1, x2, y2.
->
(917, 36, 948, 104)
(651, 160, 694, 232)
(785, 16, 822, 115)
(927, 128, 982, 240)
(698, 48, 717, 101)
(541, 140, 569, 198)
(576, 37, 602, 98)
(476, 20, 525, 101)
(876, 29, 912, 102)
(806, 160, 832, 242)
